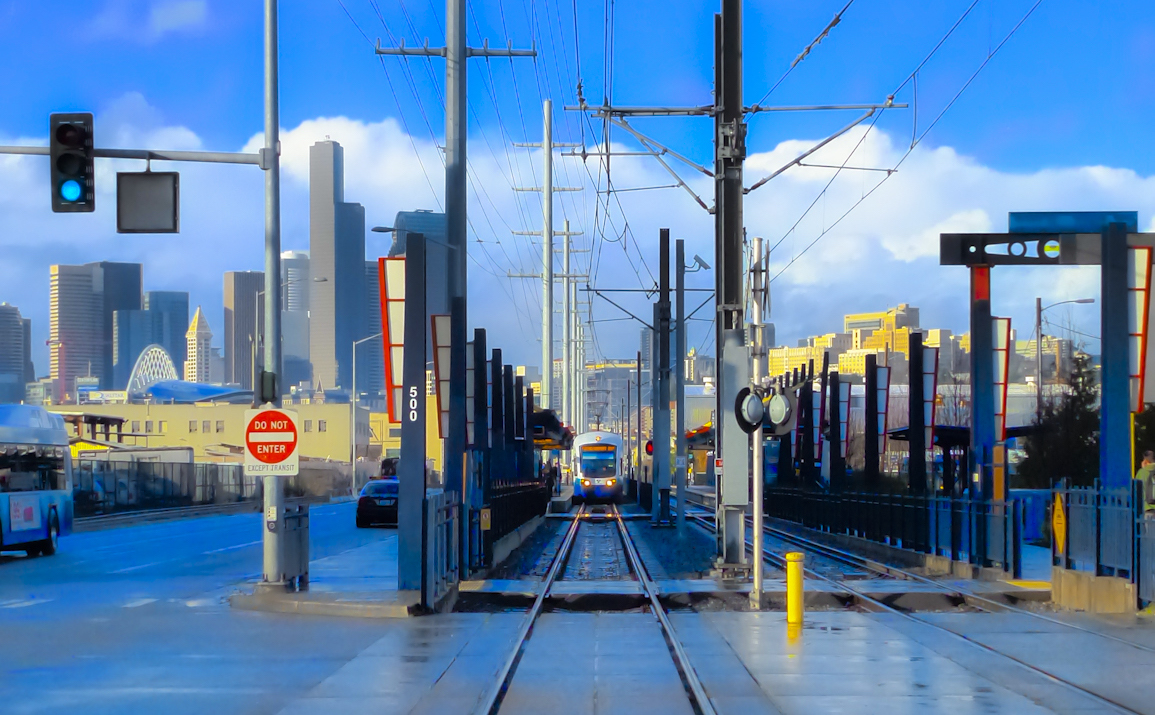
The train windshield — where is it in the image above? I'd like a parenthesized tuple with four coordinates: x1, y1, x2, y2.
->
(0, 445, 68, 493)
(580, 447, 617, 478)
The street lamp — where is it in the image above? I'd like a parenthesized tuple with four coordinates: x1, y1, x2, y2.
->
(1035, 296, 1095, 414)
(253, 276, 326, 395)
(351, 332, 384, 469)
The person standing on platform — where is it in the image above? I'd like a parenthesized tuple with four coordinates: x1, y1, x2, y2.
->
(1134, 451, 1155, 518)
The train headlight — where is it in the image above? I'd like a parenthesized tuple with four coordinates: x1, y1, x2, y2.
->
(606, 479, 615, 486)
(583, 480, 592, 487)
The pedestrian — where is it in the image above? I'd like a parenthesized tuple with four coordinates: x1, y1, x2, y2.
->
(1135, 450, 1155, 518)
(545, 462, 556, 496)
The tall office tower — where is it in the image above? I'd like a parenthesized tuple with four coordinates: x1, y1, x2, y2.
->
(281, 250, 311, 311)
(280, 250, 311, 384)
(112, 309, 166, 388)
(223, 270, 265, 389)
(22, 318, 34, 384)
(360, 260, 384, 398)
(50, 262, 142, 397)
(389, 210, 450, 318)
(308, 140, 366, 391)
(185, 307, 213, 383)
(0, 304, 26, 403)
(94, 262, 142, 389)
(144, 291, 189, 374)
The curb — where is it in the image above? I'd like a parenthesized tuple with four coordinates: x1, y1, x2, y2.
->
(228, 591, 419, 618)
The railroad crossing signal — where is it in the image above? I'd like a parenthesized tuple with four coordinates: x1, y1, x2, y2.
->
(645, 440, 653, 456)
(49, 113, 95, 213)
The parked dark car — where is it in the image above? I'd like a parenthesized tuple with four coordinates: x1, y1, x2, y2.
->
(356, 479, 399, 528)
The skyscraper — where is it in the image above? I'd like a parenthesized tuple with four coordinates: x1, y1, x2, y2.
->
(144, 290, 189, 373)
(185, 307, 212, 383)
(361, 260, 384, 398)
(0, 303, 26, 403)
(280, 250, 311, 383)
(50, 261, 142, 396)
(308, 140, 365, 391)
(281, 250, 311, 312)
(223, 271, 264, 389)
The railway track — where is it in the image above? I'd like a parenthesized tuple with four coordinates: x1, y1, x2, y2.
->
(476, 503, 717, 715)
(680, 487, 1149, 713)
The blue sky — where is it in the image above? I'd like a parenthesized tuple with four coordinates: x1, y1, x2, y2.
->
(2, 0, 1153, 372)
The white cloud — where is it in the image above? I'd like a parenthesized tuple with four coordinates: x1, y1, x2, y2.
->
(2, 96, 1152, 374)
(91, 0, 207, 43)
(148, 0, 207, 38)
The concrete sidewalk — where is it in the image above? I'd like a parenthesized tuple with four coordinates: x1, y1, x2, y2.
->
(230, 531, 421, 618)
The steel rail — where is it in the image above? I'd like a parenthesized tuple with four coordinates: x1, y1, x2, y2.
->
(613, 505, 718, 715)
(475, 504, 587, 715)
(740, 524, 1144, 715)
(761, 521, 1155, 656)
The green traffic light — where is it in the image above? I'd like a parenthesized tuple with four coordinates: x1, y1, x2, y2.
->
(60, 180, 82, 202)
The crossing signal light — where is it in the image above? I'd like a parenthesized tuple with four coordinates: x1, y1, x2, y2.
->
(645, 440, 653, 456)
(50, 113, 94, 213)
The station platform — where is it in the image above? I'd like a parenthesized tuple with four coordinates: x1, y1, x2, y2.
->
(550, 484, 574, 513)
(273, 608, 1155, 714)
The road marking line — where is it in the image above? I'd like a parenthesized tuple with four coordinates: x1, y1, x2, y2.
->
(123, 598, 157, 608)
(201, 539, 262, 555)
(185, 598, 214, 608)
(112, 561, 166, 573)
(1, 598, 51, 608)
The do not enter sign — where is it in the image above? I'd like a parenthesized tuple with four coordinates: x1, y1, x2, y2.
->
(244, 408, 300, 476)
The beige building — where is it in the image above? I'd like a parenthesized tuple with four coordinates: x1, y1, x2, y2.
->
(48, 402, 368, 464)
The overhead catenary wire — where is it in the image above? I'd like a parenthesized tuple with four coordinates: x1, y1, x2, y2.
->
(769, 0, 1047, 284)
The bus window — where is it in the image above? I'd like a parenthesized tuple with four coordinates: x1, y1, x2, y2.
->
(0, 446, 66, 492)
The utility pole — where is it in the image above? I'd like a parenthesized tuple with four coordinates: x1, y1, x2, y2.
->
(714, 0, 750, 567)
(511, 101, 581, 413)
(637, 351, 643, 484)
(1035, 297, 1044, 418)
(675, 239, 687, 528)
(562, 222, 572, 430)
(376, 2, 534, 591)
(654, 229, 673, 525)
(750, 235, 766, 608)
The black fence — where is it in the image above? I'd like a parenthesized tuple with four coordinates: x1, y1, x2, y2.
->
(765, 487, 1021, 577)
(1052, 480, 1140, 580)
(72, 460, 261, 517)
(482, 483, 550, 565)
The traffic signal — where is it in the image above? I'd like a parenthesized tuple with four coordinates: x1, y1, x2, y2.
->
(645, 440, 653, 456)
(50, 113, 94, 213)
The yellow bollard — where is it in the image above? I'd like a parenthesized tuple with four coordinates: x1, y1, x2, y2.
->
(786, 552, 805, 625)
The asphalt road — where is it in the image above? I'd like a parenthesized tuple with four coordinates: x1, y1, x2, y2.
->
(0, 501, 403, 715)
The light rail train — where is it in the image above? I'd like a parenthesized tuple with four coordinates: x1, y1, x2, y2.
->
(572, 430, 624, 503)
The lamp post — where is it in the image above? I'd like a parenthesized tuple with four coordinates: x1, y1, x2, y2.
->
(352, 332, 384, 472)
(1035, 297, 1095, 415)
(253, 276, 326, 396)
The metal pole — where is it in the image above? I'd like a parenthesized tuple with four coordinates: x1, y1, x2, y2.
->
(676, 239, 687, 528)
(260, 0, 284, 588)
(751, 235, 764, 607)
(351, 340, 357, 465)
(637, 351, 643, 483)
(656, 229, 672, 524)
(542, 100, 554, 412)
(626, 379, 632, 482)
(1036, 296, 1043, 418)
(443, 0, 468, 562)
(562, 220, 571, 429)
(716, 0, 749, 565)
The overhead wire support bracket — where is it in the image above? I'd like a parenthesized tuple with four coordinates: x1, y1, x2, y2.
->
(745, 97, 903, 194)
(374, 37, 537, 58)
(744, 102, 907, 114)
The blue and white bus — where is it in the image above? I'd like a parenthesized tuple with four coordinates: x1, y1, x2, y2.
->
(572, 430, 625, 504)
(0, 405, 73, 556)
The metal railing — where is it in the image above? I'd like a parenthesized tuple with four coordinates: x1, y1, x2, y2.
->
(764, 488, 1021, 577)
(482, 483, 550, 566)
(1051, 480, 1140, 580)
(1140, 519, 1155, 604)
(425, 489, 460, 608)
